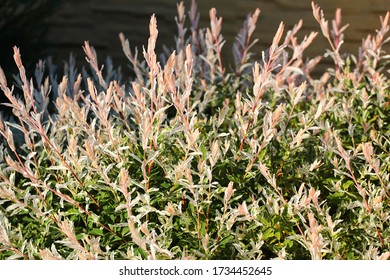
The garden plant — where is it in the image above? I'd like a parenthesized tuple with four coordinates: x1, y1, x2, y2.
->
(0, 1, 389, 260)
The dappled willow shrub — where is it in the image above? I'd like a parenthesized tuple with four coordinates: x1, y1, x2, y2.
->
(0, 1, 389, 260)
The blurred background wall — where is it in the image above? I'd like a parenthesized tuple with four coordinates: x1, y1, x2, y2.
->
(44, 0, 390, 72)
(1, 0, 389, 76)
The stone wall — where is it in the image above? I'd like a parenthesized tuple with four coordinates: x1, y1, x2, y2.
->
(45, 0, 390, 72)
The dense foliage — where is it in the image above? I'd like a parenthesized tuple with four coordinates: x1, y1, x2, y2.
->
(0, 1, 389, 259)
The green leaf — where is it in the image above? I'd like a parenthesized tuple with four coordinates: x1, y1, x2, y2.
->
(219, 235, 234, 246)
(89, 228, 104, 236)
(263, 228, 274, 239)
(275, 230, 281, 241)
(200, 145, 207, 160)
(342, 180, 354, 190)
(346, 251, 357, 260)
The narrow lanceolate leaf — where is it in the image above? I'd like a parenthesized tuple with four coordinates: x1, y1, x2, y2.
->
(6, 127, 15, 152)
(210, 140, 220, 167)
(0, 67, 7, 88)
(224, 182, 234, 204)
(293, 82, 306, 106)
(271, 104, 284, 127)
(361, 142, 373, 165)
(119, 168, 129, 196)
(307, 212, 321, 260)
(238, 201, 250, 217)
(272, 21, 285, 48)
(258, 163, 276, 188)
(334, 134, 351, 170)
(0, 217, 10, 245)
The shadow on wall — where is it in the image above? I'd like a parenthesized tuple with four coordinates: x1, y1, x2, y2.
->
(0, 0, 63, 76)
(0, 0, 62, 113)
